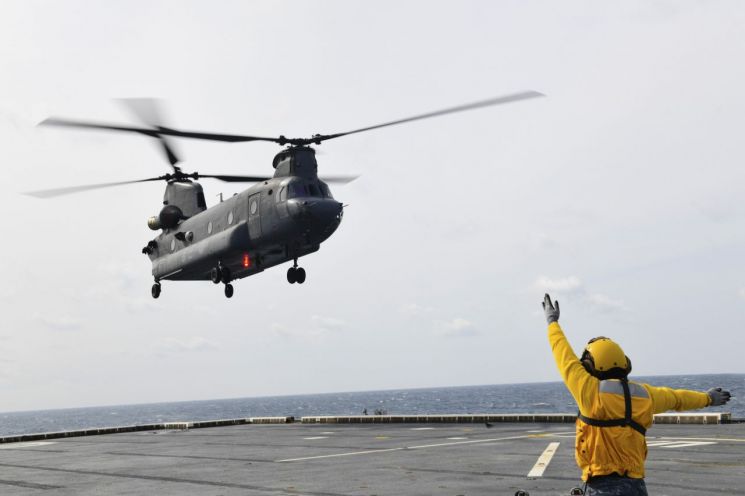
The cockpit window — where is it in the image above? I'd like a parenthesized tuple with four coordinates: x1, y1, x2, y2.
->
(287, 181, 329, 199)
(319, 182, 333, 199)
(288, 183, 306, 199)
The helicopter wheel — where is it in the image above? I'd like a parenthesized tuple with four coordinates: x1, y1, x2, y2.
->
(151, 283, 161, 299)
(295, 267, 306, 284)
(224, 283, 234, 298)
(210, 267, 221, 284)
(220, 266, 232, 283)
(287, 267, 297, 284)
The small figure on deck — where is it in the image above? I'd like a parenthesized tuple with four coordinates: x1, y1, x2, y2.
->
(362, 408, 368, 415)
(542, 294, 731, 496)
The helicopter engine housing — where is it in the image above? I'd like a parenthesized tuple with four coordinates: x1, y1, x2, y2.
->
(148, 205, 184, 230)
(147, 216, 161, 230)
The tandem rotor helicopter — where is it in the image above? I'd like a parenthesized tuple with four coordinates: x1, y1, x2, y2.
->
(31, 91, 543, 299)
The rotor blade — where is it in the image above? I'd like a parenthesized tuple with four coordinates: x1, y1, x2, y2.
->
(40, 117, 162, 137)
(313, 90, 545, 143)
(40, 118, 282, 144)
(118, 98, 167, 126)
(197, 174, 272, 182)
(118, 98, 181, 168)
(154, 127, 283, 144)
(319, 175, 359, 184)
(24, 177, 163, 198)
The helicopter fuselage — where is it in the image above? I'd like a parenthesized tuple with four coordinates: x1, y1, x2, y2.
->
(144, 147, 343, 285)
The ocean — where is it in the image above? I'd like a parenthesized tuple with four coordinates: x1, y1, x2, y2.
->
(1, 374, 742, 437)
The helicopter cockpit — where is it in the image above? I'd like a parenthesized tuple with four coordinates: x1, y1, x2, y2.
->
(286, 180, 333, 199)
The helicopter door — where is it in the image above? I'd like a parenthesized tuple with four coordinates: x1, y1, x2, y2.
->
(248, 193, 262, 240)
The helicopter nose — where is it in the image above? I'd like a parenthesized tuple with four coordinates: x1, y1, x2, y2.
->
(306, 199, 343, 226)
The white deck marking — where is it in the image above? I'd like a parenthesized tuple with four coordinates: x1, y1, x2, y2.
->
(276, 433, 537, 462)
(659, 441, 717, 449)
(410, 427, 435, 430)
(320, 431, 334, 435)
(659, 436, 745, 443)
(646, 441, 678, 447)
(447, 437, 468, 440)
(0, 441, 56, 449)
(303, 436, 329, 440)
(527, 442, 560, 478)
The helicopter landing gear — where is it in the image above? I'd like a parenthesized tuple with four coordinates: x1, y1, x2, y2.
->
(224, 283, 234, 298)
(286, 259, 306, 284)
(151, 282, 161, 299)
(210, 267, 221, 284)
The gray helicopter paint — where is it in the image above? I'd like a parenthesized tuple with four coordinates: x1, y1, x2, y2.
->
(147, 147, 342, 283)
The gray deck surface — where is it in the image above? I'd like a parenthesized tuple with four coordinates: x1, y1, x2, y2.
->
(0, 422, 742, 495)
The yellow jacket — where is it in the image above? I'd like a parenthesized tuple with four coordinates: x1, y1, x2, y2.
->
(548, 322, 710, 480)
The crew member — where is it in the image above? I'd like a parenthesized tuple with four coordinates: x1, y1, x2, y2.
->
(542, 294, 731, 495)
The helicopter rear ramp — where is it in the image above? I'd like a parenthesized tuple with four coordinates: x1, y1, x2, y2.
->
(0, 416, 742, 495)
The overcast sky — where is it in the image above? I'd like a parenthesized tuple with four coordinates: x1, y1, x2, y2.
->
(1, 1, 743, 412)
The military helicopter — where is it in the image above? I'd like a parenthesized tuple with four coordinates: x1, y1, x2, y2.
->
(31, 91, 543, 299)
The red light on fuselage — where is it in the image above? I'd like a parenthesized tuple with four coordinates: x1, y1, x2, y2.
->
(243, 253, 251, 268)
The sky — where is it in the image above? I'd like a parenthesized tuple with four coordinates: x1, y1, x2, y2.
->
(1, 1, 744, 412)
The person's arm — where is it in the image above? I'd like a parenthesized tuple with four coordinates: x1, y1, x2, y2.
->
(544, 294, 596, 412)
(644, 384, 711, 414)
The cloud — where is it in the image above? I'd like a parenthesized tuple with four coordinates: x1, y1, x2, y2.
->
(311, 315, 346, 333)
(157, 337, 219, 353)
(535, 276, 583, 294)
(400, 303, 434, 317)
(270, 316, 346, 339)
(437, 318, 478, 338)
(739, 288, 745, 301)
(36, 315, 82, 332)
(534, 276, 628, 314)
(586, 293, 628, 313)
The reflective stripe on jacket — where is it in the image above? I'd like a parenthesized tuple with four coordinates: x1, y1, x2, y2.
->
(548, 322, 710, 480)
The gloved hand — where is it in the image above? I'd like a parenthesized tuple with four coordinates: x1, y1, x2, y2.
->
(707, 388, 732, 406)
(542, 293, 560, 324)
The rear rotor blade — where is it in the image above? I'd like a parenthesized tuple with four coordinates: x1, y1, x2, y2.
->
(25, 177, 163, 198)
(155, 127, 283, 144)
(197, 174, 271, 182)
(118, 98, 181, 168)
(40, 118, 282, 144)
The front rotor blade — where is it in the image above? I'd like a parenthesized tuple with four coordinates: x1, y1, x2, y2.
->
(313, 90, 545, 143)
(25, 177, 163, 198)
(197, 174, 272, 182)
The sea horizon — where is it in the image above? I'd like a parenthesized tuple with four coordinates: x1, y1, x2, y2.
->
(2, 372, 741, 416)
(1, 373, 742, 437)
